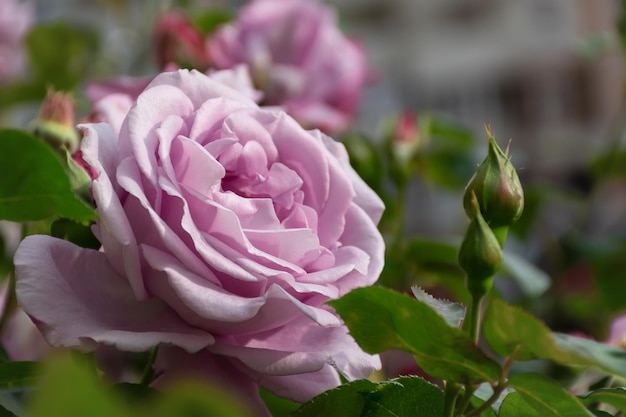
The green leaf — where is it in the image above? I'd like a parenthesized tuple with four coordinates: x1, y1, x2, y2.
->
(26, 355, 131, 417)
(193, 8, 235, 34)
(25, 23, 99, 90)
(260, 389, 300, 417)
(483, 298, 587, 362)
(147, 380, 254, 417)
(501, 251, 550, 297)
(500, 373, 593, 417)
(579, 387, 626, 411)
(0, 362, 40, 389)
(0, 129, 95, 223)
(411, 286, 465, 327)
(329, 287, 500, 384)
(552, 333, 626, 377)
(292, 376, 444, 417)
(484, 298, 626, 377)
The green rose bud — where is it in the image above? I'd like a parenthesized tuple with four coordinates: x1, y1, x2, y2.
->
(459, 192, 503, 298)
(463, 126, 524, 228)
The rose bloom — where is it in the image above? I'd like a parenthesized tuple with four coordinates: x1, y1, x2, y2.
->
(0, 0, 33, 83)
(206, 0, 368, 134)
(15, 69, 384, 413)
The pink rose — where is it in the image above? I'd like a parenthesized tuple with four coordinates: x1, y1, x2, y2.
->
(15, 69, 383, 411)
(207, 0, 369, 134)
(0, 0, 33, 83)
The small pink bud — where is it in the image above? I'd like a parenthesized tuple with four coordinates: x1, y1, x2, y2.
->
(154, 10, 209, 70)
(31, 90, 80, 152)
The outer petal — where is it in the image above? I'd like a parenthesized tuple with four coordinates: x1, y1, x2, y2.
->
(14, 235, 213, 352)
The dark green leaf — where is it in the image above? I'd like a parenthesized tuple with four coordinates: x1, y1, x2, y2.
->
(579, 387, 626, 411)
(405, 238, 458, 265)
(260, 389, 300, 417)
(329, 287, 500, 384)
(292, 376, 444, 417)
(0, 129, 95, 223)
(500, 373, 593, 417)
(0, 362, 40, 389)
(410, 286, 465, 327)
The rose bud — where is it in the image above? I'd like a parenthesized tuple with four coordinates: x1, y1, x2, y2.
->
(31, 90, 80, 153)
(463, 126, 524, 228)
(458, 192, 502, 298)
(154, 10, 209, 71)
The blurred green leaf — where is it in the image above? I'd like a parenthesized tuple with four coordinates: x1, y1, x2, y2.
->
(501, 252, 551, 297)
(330, 287, 500, 384)
(25, 355, 130, 417)
(579, 387, 626, 411)
(147, 380, 254, 417)
(0, 83, 46, 109)
(405, 238, 458, 265)
(500, 373, 593, 417)
(26, 23, 99, 90)
(0, 362, 40, 389)
(0, 129, 95, 223)
(193, 8, 234, 34)
(292, 376, 444, 417)
(484, 298, 626, 376)
(552, 332, 626, 377)
(411, 286, 465, 327)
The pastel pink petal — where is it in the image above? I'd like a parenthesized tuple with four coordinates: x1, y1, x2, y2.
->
(255, 364, 340, 403)
(222, 110, 278, 162)
(243, 228, 320, 266)
(14, 235, 213, 352)
(121, 83, 195, 183)
(319, 132, 385, 223)
(213, 193, 281, 230)
(286, 100, 349, 134)
(147, 69, 257, 112)
(153, 347, 268, 417)
(171, 135, 225, 196)
(143, 250, 339, 331)
(80, 124, 146, 299)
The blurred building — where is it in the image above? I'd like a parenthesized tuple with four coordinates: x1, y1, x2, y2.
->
(336, 0, 624, 176)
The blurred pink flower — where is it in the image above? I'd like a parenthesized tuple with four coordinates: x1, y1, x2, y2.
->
(0, 0, 33, 83)
(607, 314, 626, 348)
(15, 69, 384, 412)
(207, 0, 369, 134)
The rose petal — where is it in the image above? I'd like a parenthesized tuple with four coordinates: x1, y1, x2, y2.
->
(14, 235, 213, 352)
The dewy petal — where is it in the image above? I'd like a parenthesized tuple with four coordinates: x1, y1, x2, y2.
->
(14, 235, 213, 352)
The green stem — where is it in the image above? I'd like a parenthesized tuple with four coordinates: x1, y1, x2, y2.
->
(491, 226, 508, 249)
(455, 385, 477, 416)
(467, 294, 483, 345)
(443, 381, 460, 417)
(466, 346, 520, 417)
(139, 346, 159, 386)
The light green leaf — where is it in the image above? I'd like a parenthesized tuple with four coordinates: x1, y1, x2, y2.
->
(329, 287, 500, 384)
(411, 286, 465, 327)
(26, 355, 130, 417)
(0, 129, 95, 223)
(484, 298, 626, 377)
(500, 373, 593, 417)
(579, 387, 626, 411)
